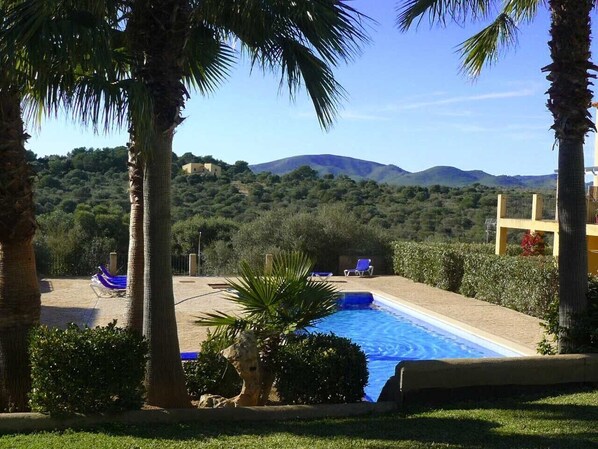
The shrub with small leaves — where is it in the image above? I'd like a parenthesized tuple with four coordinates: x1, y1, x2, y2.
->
(538, 276, 598, 354)
(393, 241, 558, 319)
(274, 333, 368, 404)
(183, 334, 242, 399)
(460, 253, 558, 318)
(393, 242, 474, 292)
(29, 321, 148, 414)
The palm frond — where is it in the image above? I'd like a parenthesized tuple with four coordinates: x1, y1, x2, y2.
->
(183, 21, 236, 94)
(397, 0, 541, 78)
(3, 0, 118, 79)
(458, 12, 519, 77)
(278, 282, 339, 330)
(195, 311, 242, 328)
(197, 0, 370, 129)
(261, 0, 371, 65)
(194, 251, 339, 344)
(66, 76, 129, 132)
(256, 37, 346, 130)
(503, 0, 542, 22)
(1, 0, 130, 130)
(225, 260, 285, 317)
(396, 0, 493, 30)
(195, 311, 248, 341)
(271, 250, 314, 280)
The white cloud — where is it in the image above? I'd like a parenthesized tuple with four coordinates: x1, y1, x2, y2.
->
(398, 88, 536, 110)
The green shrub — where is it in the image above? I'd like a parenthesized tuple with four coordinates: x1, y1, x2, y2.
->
(274, 333, 368, 404)
(183, 335, 242, 399)
(393, 242, 464, 292)
(460, 253, 558, 318)
(539, 276, 598, 354)
(32, 239, 53, 276)
(393, 241, 558, 319)
(29, 322, 148, 414)
(459, 252, 493, 298)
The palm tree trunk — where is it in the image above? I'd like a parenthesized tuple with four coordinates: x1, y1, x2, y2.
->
(0, 89, 40, 411)
(556, 139, 589, 352)
(143, 130, 190, 407)
(545, 0, 594, 352)
(0, 242, 39, 412)
(130, 0, 192, 408)
(126, 141, 144, 334)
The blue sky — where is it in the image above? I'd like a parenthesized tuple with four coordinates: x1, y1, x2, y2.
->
(27, 1, 598, 176)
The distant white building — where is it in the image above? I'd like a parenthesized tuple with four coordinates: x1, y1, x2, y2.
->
(182, 162, 221, 177)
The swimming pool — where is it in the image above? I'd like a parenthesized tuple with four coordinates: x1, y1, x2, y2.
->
(309, 292, 522, 401)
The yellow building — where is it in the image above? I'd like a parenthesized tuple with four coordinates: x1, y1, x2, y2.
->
(182, 162, 221, 177)
(203, 163, 222, 177)
(495, 187, 598, 273)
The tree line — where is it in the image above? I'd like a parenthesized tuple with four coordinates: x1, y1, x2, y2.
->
(32, 146, 555, 275)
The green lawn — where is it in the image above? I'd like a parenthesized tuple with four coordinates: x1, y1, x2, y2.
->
(1, 389, 597, 449)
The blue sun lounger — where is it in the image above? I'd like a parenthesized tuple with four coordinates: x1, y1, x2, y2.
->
(309, 271, 333, 281)
(90, 273, 127, 297)
(99, 264, 127, 284)
(181, 351, 199, 361)
(344, 259, 374, 277)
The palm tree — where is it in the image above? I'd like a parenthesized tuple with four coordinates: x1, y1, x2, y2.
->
(4, 0, 369, 407)
(197, 251, 340, 405)
(0, 85, 39, 412)
(123, 0, 369, 407)
(396, 0, 593, 352)
(0, 0, 128, 410)
(122, 1, 235, 343)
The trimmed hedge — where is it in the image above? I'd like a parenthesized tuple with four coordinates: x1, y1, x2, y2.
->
(393, 241, 558, 318)
(460, 253, 558, 318)
(274, 333, 368, 404)
(393, 242, 464, 292)
(29, 322, 148, 414)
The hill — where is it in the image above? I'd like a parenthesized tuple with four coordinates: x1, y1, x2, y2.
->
(250, 154, 407, 181)
(250, 155, 557, 188)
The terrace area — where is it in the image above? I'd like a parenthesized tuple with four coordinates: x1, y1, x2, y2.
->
(40, 275, 544, 355)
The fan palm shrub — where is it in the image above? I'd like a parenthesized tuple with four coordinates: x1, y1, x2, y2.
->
(197, 251, 339, 405)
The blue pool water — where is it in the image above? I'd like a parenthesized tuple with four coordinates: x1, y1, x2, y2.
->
(309, 292, 506, 401)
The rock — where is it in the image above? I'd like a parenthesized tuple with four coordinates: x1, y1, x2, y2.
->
(221, 331, 261, 406)
(198, 394, 235, 408)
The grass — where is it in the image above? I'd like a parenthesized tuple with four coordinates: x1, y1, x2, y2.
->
(0, 388, 597, 449)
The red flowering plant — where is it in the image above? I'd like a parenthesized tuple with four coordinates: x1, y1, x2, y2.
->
(521, 231, 545, 256)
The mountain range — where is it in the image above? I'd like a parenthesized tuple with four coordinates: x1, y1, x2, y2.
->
(249, 154, 557, 189)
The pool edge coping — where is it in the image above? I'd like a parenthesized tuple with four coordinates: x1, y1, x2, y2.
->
(366, 289, 537, 357)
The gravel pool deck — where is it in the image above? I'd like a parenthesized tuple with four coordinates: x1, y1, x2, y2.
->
(40, 275, 545, 355)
